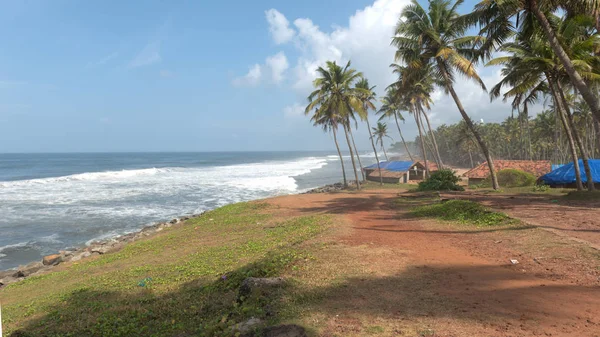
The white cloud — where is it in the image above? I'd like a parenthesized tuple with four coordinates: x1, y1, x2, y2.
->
(266, 52, 289, 83)
(283, 103, 304, 118)
(232, 64, 262, 86)
(233, 52, 289, 86)
(265, 9, 295, 44)
(129, 41, 161, 68)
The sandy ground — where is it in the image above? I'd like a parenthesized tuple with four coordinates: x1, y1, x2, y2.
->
(269, 189, 600, 337)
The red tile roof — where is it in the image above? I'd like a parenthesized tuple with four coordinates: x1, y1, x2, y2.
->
(463, 160, 552, 179)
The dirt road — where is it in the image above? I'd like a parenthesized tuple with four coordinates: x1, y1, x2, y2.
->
(270, 189, 600, 337)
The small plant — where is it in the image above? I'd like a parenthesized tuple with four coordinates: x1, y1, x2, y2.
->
(532, 184, 550, 192)
(417, 169, 464, 191)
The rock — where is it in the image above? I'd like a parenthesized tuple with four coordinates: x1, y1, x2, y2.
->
(263, 324, 307, 337)
(70, 251, 92, 262)
(169, 218, 179, 224)
(239, 277, 286, 300)
(233, 318, 263, 334)
(0, 275, 20, 287)
(14, 261, 45, 278)
(42, 254, 63, 266)
(0, 269, 15, 279)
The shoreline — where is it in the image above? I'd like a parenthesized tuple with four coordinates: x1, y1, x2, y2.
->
(0, 183, 344, 288)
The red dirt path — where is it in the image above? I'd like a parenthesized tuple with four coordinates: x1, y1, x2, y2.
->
(269, 189, 600, 337)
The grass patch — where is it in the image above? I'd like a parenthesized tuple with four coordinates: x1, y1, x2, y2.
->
(0, 202, 332, 337)
(410, 200, 519, 227)
(563, 190, 600, 201)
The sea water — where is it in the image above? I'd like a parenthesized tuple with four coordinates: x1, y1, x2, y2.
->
(0, 151, 376, 269)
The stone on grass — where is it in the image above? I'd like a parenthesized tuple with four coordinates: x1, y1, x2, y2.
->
(14, 261, 45, 278)
(233, 318, 263, 334)
(239, 277, 286, 299)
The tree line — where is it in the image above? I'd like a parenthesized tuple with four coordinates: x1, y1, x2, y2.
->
(305, 0, 600, 192)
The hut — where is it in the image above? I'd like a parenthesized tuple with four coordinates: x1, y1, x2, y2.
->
(539, 159, 600, 188)
(363, 161, 439, 184)
(463, 160, 552, 186)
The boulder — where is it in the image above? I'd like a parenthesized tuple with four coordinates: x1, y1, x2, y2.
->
(42, 254, 63, 266)
(239, 277, 285, 300)
(70, 251, 92, 262)
(0, 275, 20, 287)
(14, 261, 45, 278)
(263, 325, 307, 337)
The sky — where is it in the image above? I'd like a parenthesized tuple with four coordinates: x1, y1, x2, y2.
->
(0, 0, 539, 153)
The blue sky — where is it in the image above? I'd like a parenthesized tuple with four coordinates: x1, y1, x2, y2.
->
(0, 0, 521, 153)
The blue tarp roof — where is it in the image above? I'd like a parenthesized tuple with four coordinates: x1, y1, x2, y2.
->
(364, 161, 413, 172)
(540, 159, 600, 185)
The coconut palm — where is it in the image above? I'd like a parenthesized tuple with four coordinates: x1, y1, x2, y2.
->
(307, 106, 348, 187)
(378, 88, 414, 162)
(487, 17, 599, 191)
(355, 78, 384, 185)
(393, 0, 500, 189)
(305, 60, 364, 190)
(469, 0, 600, 125)
(391, 63, 444, 171)
(372, 122, 393, 161)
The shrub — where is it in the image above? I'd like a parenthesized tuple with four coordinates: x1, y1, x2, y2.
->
(532, 184, 550, 192)
(483, 169, 536, 188)
(411, 200, 517, 226)
(417, 169, 464, 191)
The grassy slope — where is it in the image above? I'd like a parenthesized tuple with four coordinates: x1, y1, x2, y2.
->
(0, 202, 331, 337)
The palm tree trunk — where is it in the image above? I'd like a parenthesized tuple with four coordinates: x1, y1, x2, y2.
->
(365, 118, 383, 185)
(413, 107, 430, 178)
(348, 124, 366, 181)
(594, 116, 600, 157)
(438, 60, 498, 189)
(343, 123, 361, 190)
(393, 112, 414, 161)
(419, 105, 444, 169)
(381, 141, 389, 161)
(468, 149, 474, 168)
(547, 78, 584, 191)
(557, 81, 595, 191)
(332, 126, 348, 188)
(530, 0, 600, 123)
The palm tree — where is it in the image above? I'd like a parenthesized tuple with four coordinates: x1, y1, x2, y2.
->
(393, 0, 500, 189)
(355, 78, 384, 185)
(307, 106, 348, 187)
(470, 0, 600, 126)
(378, 89, 414, 162)
(372, 122, 392, 161)
(305, 60, 364, 190)
(487, 17, 598, 191)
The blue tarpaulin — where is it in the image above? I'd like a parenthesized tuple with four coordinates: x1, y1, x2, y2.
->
(540, 159, 600, 185)
(364, 161, 413, 172)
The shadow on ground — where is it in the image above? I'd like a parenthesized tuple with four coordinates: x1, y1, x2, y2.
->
(9, 259, 599, 336)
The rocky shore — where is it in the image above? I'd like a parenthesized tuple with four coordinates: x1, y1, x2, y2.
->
(0, 182, 347, 289)
(0, 212, 206, 289)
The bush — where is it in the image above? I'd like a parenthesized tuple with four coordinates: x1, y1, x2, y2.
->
(411, 200, 517, 226)
(532, 184, 550, 192)
(417, 169, 464, 191)
(483, 169, 536, 188)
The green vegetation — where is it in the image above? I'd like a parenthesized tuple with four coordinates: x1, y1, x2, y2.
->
(563, 190, 600, 201)
(483, 169, 536, 188)
(411, 200, 518, 227)
(0, 202, 331, 336)
(417, 169, 464, 192)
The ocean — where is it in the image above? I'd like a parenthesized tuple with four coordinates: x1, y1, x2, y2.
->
(0, 151, 376, 270)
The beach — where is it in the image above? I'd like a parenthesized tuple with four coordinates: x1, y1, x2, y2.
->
(0, 152, 377, 270)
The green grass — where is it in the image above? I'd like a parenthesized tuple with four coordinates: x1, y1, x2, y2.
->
(410, 200, 519, 227)
(0, 202, 332, 337)
(563, 190, 600, 201)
